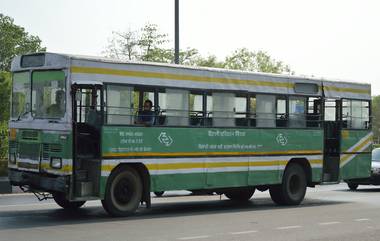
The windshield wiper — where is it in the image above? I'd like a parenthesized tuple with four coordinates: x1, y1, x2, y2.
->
(17, 110, 31, 121)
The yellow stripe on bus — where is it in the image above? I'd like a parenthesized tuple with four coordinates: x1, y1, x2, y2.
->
(71, 66, 293, 89)
(324, 85, 370, 95)
(103, 150, 322, 158)
(340, 137, 372, 163)
(101, 159, 323, 172)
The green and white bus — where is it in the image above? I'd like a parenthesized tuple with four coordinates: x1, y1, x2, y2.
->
(8, 53, 372, 216)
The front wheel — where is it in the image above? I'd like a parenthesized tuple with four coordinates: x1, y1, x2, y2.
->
(347, 183, 359, 191)
(269, 163, 307, 205)
(101, 166, 143, 217)
(52, 192, 86, 210)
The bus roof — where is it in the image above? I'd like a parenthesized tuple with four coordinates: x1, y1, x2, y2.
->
(11, 52, 371, 100)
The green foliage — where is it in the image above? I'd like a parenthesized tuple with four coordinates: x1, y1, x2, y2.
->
(0, 13, 46, 71)
(0, 121, 8, 165)
(372, 95, 380, 143)
(105, 23, 199, 64)
(224, 48, 293, 74)
(104, 24, 293, 75)
(0, 71, 11, 122)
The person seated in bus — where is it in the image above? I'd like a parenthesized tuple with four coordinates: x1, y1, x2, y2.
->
(47, 90, 65, 117)
(135, 99, 155, 126)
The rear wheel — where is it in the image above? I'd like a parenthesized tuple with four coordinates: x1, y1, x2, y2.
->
(270, 163, 307, 205)
(347, 183, 359, 191)
(52, 192, 86, 210)
(101, 166, 143, 217)
(224, 188, 255, 201)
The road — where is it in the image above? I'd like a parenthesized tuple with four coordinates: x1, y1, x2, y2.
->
(1, 184, 380, 241)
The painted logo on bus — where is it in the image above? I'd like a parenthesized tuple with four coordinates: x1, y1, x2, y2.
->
(158, 132, 173, 147)
(276, 133, 288, 146)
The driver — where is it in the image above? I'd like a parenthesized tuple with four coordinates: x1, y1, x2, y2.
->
(47, 90, 65, 117)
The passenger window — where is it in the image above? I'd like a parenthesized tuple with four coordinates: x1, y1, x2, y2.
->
(289, 96, 306, 128)
(189, 92, 204, 126)
(256, 94, 276, 127)
(342, 99, 370, 129)
(276, 97, 287, 127)
(106, 85, 133, 125)
(249, 96, 256, 127)
(165, 88, 189, 126)
(306, 97, 322, 127)
(235, 96, 248, 126)
(213, 92, 235, 127)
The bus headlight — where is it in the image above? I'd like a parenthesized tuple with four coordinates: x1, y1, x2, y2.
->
(50, 157, 62, 169)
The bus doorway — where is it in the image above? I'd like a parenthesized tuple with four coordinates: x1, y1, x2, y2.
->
(323, 99, 341, 182)
(72, 82, 104, 198)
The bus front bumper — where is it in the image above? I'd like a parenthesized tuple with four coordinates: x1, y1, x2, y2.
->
(8, 169, 69, 193)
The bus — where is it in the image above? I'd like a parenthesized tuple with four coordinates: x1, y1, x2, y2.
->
(8, 53, 372, 216)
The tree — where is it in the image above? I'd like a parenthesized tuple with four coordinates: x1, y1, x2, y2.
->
(0, 14, 46, 71)
(0, 72, 11, 122)
(104, 24, 295, 76)
(372, 95, 380, 143)
(224, 48, 293, 74)
(105, 24, 201, 64)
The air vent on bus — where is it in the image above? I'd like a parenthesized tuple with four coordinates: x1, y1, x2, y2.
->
(42, 144, 50, 160)
(50, 144, 62, 153)
(21, 130, 38, 140)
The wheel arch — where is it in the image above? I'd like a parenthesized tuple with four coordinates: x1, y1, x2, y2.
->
(286, 158, 313, 186)
(105, 162, 151, 208)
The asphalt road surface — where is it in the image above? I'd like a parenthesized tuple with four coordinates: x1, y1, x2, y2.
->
(1, 184, 380, 241)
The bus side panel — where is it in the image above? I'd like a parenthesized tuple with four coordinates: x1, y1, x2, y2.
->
(100, 127, 323, 193)
(340, 130, 372, 180)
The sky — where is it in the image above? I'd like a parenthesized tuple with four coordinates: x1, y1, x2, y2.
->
(2, 0, 380, 95)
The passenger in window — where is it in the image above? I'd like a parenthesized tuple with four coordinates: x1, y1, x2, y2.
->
(136, 99, 155, 126)
(47, 90, 65, 117)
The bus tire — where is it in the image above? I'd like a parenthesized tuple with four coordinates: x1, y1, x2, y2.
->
(154, 191, 165, 197)
(52, 192, 86, 209)
(101, 166, 143, 217)
(347, 183, 359, 191)
(270, 163, 307, 205)
(224, 188, 255, 201)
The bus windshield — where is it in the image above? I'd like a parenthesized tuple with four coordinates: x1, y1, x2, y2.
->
(11, 72, 31, 119)
(31, 70, 66, 119)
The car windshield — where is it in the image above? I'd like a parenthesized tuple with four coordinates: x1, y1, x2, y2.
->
(32, 70, 66, 119)
(372, 148, 380, 162)
(11, 72, 31, 119)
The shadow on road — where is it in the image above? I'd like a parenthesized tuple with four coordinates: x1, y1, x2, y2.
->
(339, 187, 380, 193)
(0, 196, 348, 230)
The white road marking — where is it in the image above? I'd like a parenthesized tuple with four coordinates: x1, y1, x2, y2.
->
(276, 225, 302, 230)
(355, 218, 370, 222)
(318, 221, 341, 226)
(177, 235, 210, 240)
(0, 200, 98, 209)
(230, 230, 258, 235)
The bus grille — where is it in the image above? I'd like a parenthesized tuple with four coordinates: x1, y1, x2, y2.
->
(19, 142, 40, 159)
(21, 130, 39, 140)
(42, 144, 62, 160)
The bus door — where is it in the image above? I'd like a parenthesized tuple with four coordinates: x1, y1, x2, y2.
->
(72, 83, 104, 198)
(322, 99, 341, 182)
